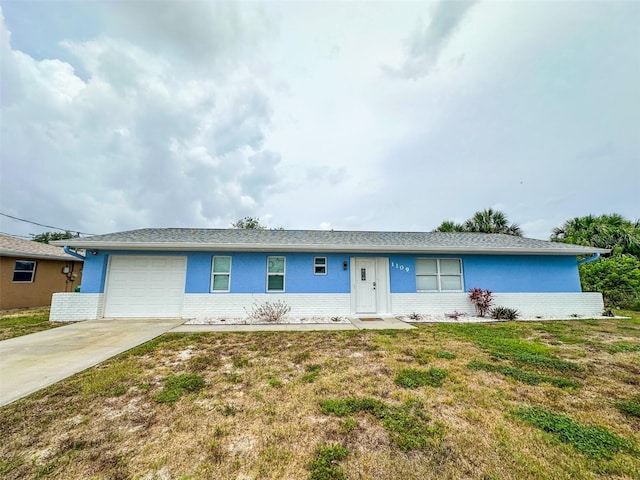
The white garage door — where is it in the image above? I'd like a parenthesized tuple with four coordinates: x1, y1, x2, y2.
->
(104, 256, 187, 318)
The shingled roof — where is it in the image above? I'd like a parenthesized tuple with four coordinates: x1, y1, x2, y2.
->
(54, 228, 609, 255)
(0, 233, 83, 261)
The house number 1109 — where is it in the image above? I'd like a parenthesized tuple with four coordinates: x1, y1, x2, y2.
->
(391, 262, 410, 272)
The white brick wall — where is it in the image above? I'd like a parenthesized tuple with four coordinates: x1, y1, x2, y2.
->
(183, 293, 351, 320)
(50, 293, 104, 322)
(391, 292, 605, 318)
(49, 291, 605, 322)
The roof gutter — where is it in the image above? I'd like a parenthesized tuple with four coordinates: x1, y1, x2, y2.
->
(52, 242, 611, 255)
(578, 252, 600, 265)
(64, 245, 86, 260)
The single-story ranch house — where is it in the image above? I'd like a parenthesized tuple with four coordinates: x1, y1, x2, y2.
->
(49, 228, 609, 322)
(0, 233, 83, 310)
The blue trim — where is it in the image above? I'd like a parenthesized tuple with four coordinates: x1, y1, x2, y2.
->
(64, 245, 86, 260)
(578, 252, 600, 265)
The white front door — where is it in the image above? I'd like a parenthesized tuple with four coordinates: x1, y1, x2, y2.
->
(355, 258, 377, 313)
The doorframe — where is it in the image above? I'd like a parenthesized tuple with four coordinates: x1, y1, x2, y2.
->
(350, 257, 391, 315)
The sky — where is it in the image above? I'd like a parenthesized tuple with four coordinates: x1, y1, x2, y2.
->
(0, 0, 638, 240)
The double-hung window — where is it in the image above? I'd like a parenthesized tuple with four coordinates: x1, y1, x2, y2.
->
(314, 257, 327, 275)
(416, 258, 463, 292)
(267, 256, 285, 292)
(211, 256, 231, 292)
(13, 260, 37, 283)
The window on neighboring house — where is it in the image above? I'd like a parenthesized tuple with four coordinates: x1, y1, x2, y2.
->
(13, 260, 37, 283)
(314, 257, 327, 275)
(211, 256, 231, 292)
(267, 256, 285, 292)
(415, 258, 463, 292)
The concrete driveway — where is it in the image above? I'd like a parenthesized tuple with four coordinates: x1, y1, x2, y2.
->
(0, 318, 184, 407)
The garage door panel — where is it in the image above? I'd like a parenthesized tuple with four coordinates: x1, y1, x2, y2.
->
(103, 256, 187, 318)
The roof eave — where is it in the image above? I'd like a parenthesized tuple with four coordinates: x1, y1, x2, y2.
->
(0, 250, 82, 261)
(54, 241, 611, 255)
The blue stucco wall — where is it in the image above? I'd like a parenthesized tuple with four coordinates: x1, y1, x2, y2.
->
(79, 250, 582, 294)
(387, 254, 581, 293)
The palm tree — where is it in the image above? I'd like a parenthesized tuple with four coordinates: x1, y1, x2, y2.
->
(463, 209, 522, 235)
(434, 209, 523, 236)
(552, 214, 640, 257)
(434, 220, 465, 232)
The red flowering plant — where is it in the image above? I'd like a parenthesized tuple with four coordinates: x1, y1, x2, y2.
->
(468, 288, 493, 317)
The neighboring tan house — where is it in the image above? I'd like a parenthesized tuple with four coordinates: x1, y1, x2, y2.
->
(0, 233, 83, 310)
(50, 228, 608, 321)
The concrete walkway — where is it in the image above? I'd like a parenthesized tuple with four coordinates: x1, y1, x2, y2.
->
(172, 316, 415, 333)
(0, 318, 183, 407)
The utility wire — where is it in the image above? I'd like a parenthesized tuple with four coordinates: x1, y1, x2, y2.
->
(0, 231, 32, 239)
(0, 211, 96, 236)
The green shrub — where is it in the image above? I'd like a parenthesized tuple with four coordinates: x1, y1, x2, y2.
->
(395, 368, 448, 388)
(489, 306, 520, 320)
(512, 406, 629, 459)
(309, 443, 349, 480)
(153, 374, 205, 404)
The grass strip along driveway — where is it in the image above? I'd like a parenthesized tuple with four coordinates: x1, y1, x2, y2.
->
(0, 311, 639, 479)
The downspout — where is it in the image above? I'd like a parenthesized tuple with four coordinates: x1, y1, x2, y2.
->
(64, 245, 86, 260)
(578, 252, 600, 265)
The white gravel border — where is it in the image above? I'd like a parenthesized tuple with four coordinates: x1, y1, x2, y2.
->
(184, 313, 621, 325)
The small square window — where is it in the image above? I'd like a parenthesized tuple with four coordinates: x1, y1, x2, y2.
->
(13, 260, 36, 283)
(314, 257, 327, 275)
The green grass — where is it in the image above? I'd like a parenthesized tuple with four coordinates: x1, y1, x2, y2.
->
(467, 361, 580, 389)
(153, 374, 206, 404)
(493, 351, 584, 372)
(605, 342, 640, 353)
(395, 368, 448, 388)
(301, 364, 322, 383)
(0, 308, 68, 341)
(439, 322, 582, 371)
(512, 406, 630, 459)
(616, 396, 640, 418)
(320, 397, 442, 452)
(309, 443, 349, 480)
(435, 351, 457, 359)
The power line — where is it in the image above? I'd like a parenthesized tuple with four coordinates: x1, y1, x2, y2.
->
(0, 231, 32, 239)
(0, 211, 96, 236)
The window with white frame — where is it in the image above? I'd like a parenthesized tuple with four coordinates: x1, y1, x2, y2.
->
(211, 256, 231, 292)
(314, 257, 327, 275)
(415, 258, 463, 292)
(267, 256, 285, 291)
(13, 260, 37, 283)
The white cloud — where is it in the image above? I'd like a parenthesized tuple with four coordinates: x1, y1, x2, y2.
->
(0, 6, 283, 234)
(0, 2, 638, 240)
(383, 0, 478, 79)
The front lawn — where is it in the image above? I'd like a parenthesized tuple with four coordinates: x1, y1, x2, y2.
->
(1, 313, 639, 479)
(0, 308, 70, 341)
